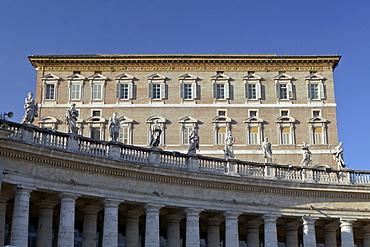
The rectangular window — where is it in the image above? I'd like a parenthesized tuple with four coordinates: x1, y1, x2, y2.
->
(310, 84, 319, 99)
(249, 110, 257, 117)
(71, 84, 81, 100)
(248, 84, 257, 99)
(91, 127, 100, 140)
(279, 84, 288, 99)
(92, 84, 102, 100)
(119, 126, 129, 144)
(120, 84, 129, 99)
(281, 110, 289, 116)
(249, 127, 259, 145)
(92, 110, 101, 117)
(281, 127, 291, 144)
(45, 84, 55, 100)
(313, 127, 323, 144)
(152, 84, 161, 99)
(183, 84, 192, 99)
(313, 110, 320, 117)
(218, 110, 226, 116)
(182, 125, 193, 145)
(216, 84, 225, 99)
(217, 126, 226, 145)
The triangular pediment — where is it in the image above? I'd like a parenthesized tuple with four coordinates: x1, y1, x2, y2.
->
(179, 73, 198, 80)
(88, 74, 107, 80)
(179, 116, 198, 123)
(305, 73, 324, 81)
(148, 73, 166, 80)
(41, 74, 60, 80)
(274, 73, 293, 80)
(211, 73, 230, 80)
(146, 116, 166, 123)
(276, 116, 296, 123)
(308, 116, 328, 123)
(212, 116, 232, 123)
(244, 116, 264, 123)
(66, 74, 86, 80)
(116, 73, 134, 80)
(242, 73, 261, 80)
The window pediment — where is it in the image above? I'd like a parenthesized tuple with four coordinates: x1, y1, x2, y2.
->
(212, 116, 232, 123)
(308, 116, 328, 123)
(148, 73, 166, 81)
(276, 116, 296, 123)
(86, 116, 106, 123)
(211, 73, 230, 82)
(42, 74, 60, 80)
(38, 116, 58, 123)
(67, 74, 86, 80)
(242, 73, 261, 81)
(179, 116, 198, 123)
(119, 116, 134, 123)
(146, 116, 166, 123)
(244, 116, 264, 123)
(274, 73, 293, 81)
(179, 73, 198, 81)
(88, 74, 107, 80)
(116, 73, 134, 81)
(305, 73, 324, 81)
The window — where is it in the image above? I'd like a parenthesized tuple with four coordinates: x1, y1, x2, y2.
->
(249, 110, 257, 117)
(92, 84, 102, 100)
(148, 73, 167, 101)
(67, 73, 85, 102)
(244, 115, 264, 145)
(313, 127, 323, 144)
(249, 127, 259, 145)
(183, 124, 193, 145)
(217, 126, 227, 145)
(73, 71, 81, 74)
(274, 73, 294, 100)
(212, 73, 231, 100)
(86, 116, 106, 141)
(118, 116, 134, 144)
(308, 115, 328, 145)
(281, 127, 291, 145)
(179, 73, 198, 101)
(119, 126, 129, 144)
(92, 110, 101, 117)
(277, 115, 296, 145)
(313, 110, 321, 117)
(280, 110, 289, 116)
(70, 84, 80, 100)
(179, 116, 198, 145)
(243, 73, 262, 100)
(116, 73, 134, 101)
(91, 127, 100, 140)
(217, 110, 227, 116)
(45, 84, 55, 100)
(151, 84, 162, 99)
(88, 74, 107, 103)
(306, 73, 325, 100)
(212, 116, 232, 145)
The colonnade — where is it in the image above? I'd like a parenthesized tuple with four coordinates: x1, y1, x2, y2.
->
(0, 186, 368, 247)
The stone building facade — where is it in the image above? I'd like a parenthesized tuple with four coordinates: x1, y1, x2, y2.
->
(29, 54, 341, 168)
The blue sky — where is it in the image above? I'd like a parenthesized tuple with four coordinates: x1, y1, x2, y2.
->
(0, 0, 369, 170)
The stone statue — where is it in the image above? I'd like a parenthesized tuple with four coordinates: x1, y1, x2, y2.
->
(224, 131, 235, 159)
(149, 120, 162, 148)
(108, 112, 120, 141)
(187, 129, 200, 154)
(262, 137, 272, 163)
(21, 92, 38, 124)
(300, 141, 312, 166)
(332, 142, 346, 169)
(65, 103, 79, 135)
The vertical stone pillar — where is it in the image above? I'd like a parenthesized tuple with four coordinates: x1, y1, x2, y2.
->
(125, 210, 142, 247)
(167, 214, 183, 247)
(36, 201, 56, 247)
(224, 212, 241, 247)
(0, 196, 8, 247)
(246, 220, 261, 247)
(10, 186, 33, 247)
(340, 218, 356, 247)
(57, 193, 78, 247)
(82, 206, 100, 247)
(262, 214, 279, 247)
(323, 223, 338, 247)
(102, 199, 121, 247)
(185, 208, 203, 247)
(144, 204, 163, 247)
(362, 224, 370, 247)
(207, 218, 222, 247)
(285, 221, 300, 247)
(302, 216, 318, 247)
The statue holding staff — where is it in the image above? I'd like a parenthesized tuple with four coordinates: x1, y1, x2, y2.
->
(187, 129, 200, 154)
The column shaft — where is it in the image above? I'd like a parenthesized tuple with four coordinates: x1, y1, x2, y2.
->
(102, 199, 121, 247)
(207, 219, 222, 247)
(144, 204, 162, 247)
(36, 201, 56, 247)
(363, 224, 370, 247)
(82, 207, 100, 247)
(125, 211, 141, 247)
(57, 193, 78, 247)
(167, 216, 182, 247)
(324, 226, 338, 247)
(302, 217, 317, 247)
(285, 223, 299, 247)
(262, 215, 279, 247)
(185, 208, 202, 247)
(340, 219, 355, 247)
(10, 187, 33, 247)
(224, 212, 240, 247)
(0, 197, 8, 247)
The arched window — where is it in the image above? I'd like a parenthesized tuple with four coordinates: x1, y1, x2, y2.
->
(212, 115, 232, 145)
(146, 116, 167, 146)
(179, 116, 199, 145)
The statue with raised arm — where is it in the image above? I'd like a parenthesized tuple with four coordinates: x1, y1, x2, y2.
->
(187, 129, 200, 154)
(300, 141, 312, 167)
(262, 137, 272, 163)
(108, 112, 120, 141)
(224, 131, 235, 159)
(21, 92, 38, 124)
(149, 120, 162, 148)
(332, 142, 346, 169)
(65, 103, 79, 135)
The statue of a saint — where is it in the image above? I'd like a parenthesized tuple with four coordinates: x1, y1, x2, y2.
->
(332, 142, 346, 169)
(187, 130, 200, 154)
(108, 112, 120, 141)
(224, 131, 235, 159)
(300, 141, 312, 166)
(149, 120, 162, 148)
(65, 103, 79, 135)
(21, 92, 38, 124)
(262, 137, 272, 163)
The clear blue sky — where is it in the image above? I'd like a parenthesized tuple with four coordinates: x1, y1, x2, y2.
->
(0, 0, 369, 170)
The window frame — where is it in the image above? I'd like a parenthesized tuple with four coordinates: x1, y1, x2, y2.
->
(244, 115, 264, 145)
(148, 73, 167, 102)
(67, 73, 86, 103)
(179, 116, 199, 145)
(306, 73, 326, 101)
(88, 74, 107, 103)
(41, 74, 60, 103)
(276, 115, 296, 145)
(179, 73, 199, 102)
(212, 116, 232, 145)
(116, 73, 134, 102)
(274, 73, 294, 101)
(211, 72, 231, 101)
(243, 73, 262, 102)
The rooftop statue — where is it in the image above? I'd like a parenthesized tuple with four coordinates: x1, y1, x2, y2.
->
(21, 92, 38, 124)
(187, 129, 200, 154)
(149, 120, 162, 148)
(262, 137, 272, 163)
(300, 141, 312, 167)
(332, 142, 346, 169)
(65, 103, 79, 135)
(224, 131, 235, 159)
(108, 112, 120, 141)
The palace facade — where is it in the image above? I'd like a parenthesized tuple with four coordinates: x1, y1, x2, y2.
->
(29, 54, 340, 168)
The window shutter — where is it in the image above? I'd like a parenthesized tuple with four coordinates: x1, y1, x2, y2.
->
(256, 82, 262, 99)
(275, 82, 280, 98)
(148, 83, 153, 98)
(116, 83, 121, 98)
(180, 83, 184, 98)
(224, 82, 230, 99)
(287, 82, 293, 99)
(128, 83, 133, 99)
(160, 82, 166, 99)
(307, 82, 311, 99)
(191, 83, 197, 99)
(318, 82, 325, 99)
(245, 83, 249, 99)
(213, 83, 217, 98)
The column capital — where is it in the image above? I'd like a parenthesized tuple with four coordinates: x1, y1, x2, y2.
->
(285, 221, 301, 231)
(37, 200, 58, 209)
(184, 208, 203, 216)
(82, 205, 101, 214)
(340, 218, 357, 226)
(125, 209, 143, 219)
(363, 224, 370, 233)
(302, 216, 319, 225)
(144, 203, 163, 212)
(103, 199, 122, 208)
(223, 211, 242, 220)
(262, 214, 280, 222)
(59, 192, 79, 202)
(207, 216, 224, 226)
(14, 185, 35, 194)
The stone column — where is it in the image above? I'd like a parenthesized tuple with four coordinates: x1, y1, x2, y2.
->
(224, 212, 240, 247)
(36, 201, 56, 247)
(185, 208, 203, 247)
(323, 223, 338, 247)
(167, 214, 183, 247)
(207, 217, 222, 247)
(102, 199, 121, 247)
(302, 216, 318, 247)
(340, 218, 356, 247)
(246, 220, 261, 247)
(262, 214, 279, 247)
(144, 204, 163, 247)
(82, 206, 100, 247)
(0, 196, 8, 247)
(10, 186, 33, 247)
(285, 221, 300, 247)
(363, 224, 370, 247)
(57, 193, 78, 247)
(125, 210, 142, 247)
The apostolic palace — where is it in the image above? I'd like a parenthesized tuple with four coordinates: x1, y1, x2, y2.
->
(0, 54, 369, 246)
